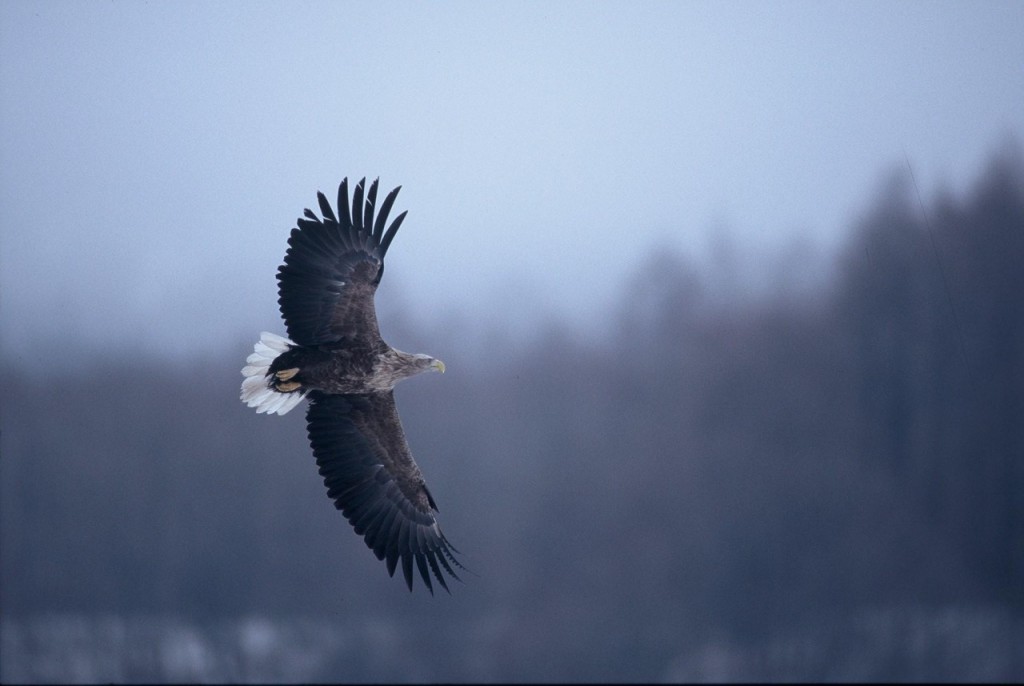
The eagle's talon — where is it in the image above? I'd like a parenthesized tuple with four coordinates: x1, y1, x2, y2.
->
(275, 367, 299, 381)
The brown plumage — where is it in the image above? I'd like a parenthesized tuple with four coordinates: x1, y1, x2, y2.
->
(241, 178, 462, 593)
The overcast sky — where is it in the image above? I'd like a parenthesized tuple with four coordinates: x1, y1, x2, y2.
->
(2, 1, 1021, 362)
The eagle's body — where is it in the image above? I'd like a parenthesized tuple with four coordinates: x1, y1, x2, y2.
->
(240, 178, 461, 593)
(268, 342, 439, 395)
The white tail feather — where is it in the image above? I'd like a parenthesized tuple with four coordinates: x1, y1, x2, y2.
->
(240, 332, 306, 416)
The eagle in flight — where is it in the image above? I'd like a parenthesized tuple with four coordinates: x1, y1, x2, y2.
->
(241, 178, 462, 593)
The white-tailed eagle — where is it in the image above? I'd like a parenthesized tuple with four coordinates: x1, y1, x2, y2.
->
(240, 178, 462, 593)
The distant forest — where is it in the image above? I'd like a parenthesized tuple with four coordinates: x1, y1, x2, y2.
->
(2, 149, 1021, 680)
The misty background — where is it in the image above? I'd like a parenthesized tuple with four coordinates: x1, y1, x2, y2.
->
(2, 1, 1023, 682)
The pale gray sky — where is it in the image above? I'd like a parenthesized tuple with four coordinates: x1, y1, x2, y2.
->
(2, 1, 1022, 361)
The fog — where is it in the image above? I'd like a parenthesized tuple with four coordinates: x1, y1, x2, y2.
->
(3, 148, 1023, 681)
(2, 2, 1023, 358)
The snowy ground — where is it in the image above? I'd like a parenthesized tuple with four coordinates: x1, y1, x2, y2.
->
(3, 605, 1021, 683)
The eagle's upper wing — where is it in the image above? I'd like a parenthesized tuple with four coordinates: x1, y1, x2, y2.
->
(276, 178, 407, 347)
(306, 391, 464, 593)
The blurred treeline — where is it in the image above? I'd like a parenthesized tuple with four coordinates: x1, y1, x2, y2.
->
(1, 149, 1021, 680)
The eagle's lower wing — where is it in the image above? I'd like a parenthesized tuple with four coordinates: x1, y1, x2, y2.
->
(276, 178, 407, 347)
(306, 391, 463, 593)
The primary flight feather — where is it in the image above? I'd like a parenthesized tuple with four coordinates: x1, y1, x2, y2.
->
(241, 178, 462, 593)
